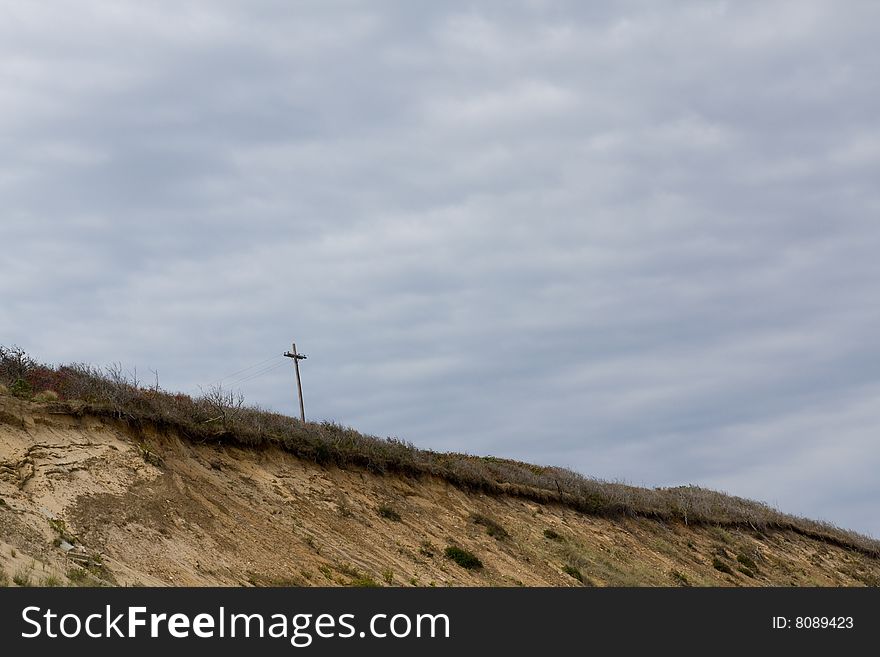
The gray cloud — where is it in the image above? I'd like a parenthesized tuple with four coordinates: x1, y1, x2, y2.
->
(2, 0, 879, 536)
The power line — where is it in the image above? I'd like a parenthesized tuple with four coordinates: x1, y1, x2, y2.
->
(224, 362, 285, 387)
(227, 360, 288, 386)
(207, 355, 281, 387)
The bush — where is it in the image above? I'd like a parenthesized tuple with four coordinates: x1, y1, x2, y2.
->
(349, 577, 381, 587)
(13, 567, 33, 587)
(377, 506, 401, 522)
(137, 443, 164, 468)
(712, 557, 734, 575)
(543, 528, 562, 541)
(0, 346, 35, 384)
(670, 569, 690, 586)
(562, 565, 584, 583)
(9, 379, 32, 399)
(48, 518, 77, 545)
(42, 575, 63, 587)
(738, 565, 756, 579)
(444, 546, 482, 570)
(736, 553, 759, 572)
(472, 514, 508, 540)
(66, 568, 90, 585)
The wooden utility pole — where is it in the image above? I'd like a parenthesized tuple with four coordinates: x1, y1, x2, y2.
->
(283, 342, 307, 422)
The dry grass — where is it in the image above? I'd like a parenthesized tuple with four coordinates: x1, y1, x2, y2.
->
(12, 565, 33, 587)
(32, 389, 59, 402)
(2, 345, 879, 557)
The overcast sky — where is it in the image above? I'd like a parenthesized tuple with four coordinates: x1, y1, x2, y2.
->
(2, 0, 878, 537)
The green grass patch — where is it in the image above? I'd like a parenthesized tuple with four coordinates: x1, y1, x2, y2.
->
(444, 546, 482, 570)
(349, 577, 381, 587)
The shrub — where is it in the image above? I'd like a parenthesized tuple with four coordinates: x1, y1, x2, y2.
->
(670, 569, 690, 586)
(736, 553, 758, 572)
(42, 575, 63, 587)
(377, 506, 401, 522)
(562, 565, 584, 583)
(712, 557, 734, 575)
(9, 379, 31, 399)
(48, 518, 77, 545)
(66, 568, 90, 585)
(444, 546, 482, 570)
(738, 566, 756, 579)
(543, 528, 562, 541)
(349, 576, 381, 587)
(0, 346, 35, 384)
(137, 443, 164, 468)
(13, 567, 33, 587)
(472, 514, 508, 540)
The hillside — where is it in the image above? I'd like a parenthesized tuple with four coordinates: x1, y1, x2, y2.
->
(2, 390, 879, 588)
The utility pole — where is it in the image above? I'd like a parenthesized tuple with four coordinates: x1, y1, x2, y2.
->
(283, 342, 307, 422)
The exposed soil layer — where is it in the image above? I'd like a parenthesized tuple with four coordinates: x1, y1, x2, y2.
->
(1, 396, 878, 587)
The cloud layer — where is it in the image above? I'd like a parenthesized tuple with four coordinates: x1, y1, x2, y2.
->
(3, 1, 879, 536)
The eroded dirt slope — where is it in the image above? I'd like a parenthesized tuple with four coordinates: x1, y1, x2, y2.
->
(1, 395, 878, 587)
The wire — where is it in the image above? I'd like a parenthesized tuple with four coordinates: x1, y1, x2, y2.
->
(227, 360, 289, 386)
(228, 361, 286, 386)
(207, 355, 282, 387)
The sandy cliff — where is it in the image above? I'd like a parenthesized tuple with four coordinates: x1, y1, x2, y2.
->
(1, 395, 878, 587)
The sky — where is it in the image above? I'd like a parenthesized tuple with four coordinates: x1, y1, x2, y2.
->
(1, 1, 879, 537)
